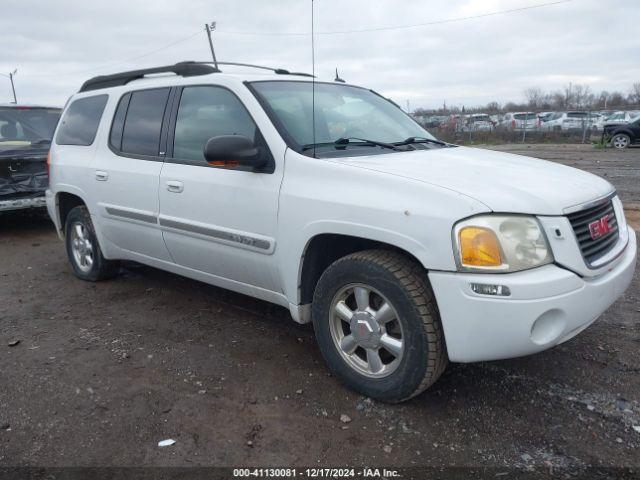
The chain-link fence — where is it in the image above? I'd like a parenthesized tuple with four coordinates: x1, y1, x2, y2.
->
(415, 108, 640, 146)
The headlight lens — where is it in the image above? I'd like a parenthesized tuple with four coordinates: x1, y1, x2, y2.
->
(454, 215, 553, 272)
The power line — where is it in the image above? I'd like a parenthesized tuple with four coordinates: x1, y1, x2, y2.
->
(27, 30, 202, 78)
(216, 0, 572, 36)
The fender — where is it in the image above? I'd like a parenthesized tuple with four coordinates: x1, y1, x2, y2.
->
(280, 219, 442, 311)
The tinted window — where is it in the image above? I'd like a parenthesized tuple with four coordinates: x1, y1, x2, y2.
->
(173, 86, 257, 162)
(0, 107, 61, 147)
(109, 92, 130, 151)
(56, 95, 108, 146)
(121, 88, 170, 156)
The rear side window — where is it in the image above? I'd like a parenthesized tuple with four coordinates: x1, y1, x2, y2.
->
(109, 92, 130, 151)
(56, 95, 108, 146)
(120, 88, 170, 156)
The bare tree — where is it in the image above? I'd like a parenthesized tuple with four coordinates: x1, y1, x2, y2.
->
(562, 84, 574, 109)
(524, 87, 544, 109)
(609, 91, 625, 109)
(485, 101, 501, 114)
(629, 82, 640, 106)
(573, 85, 594, 109)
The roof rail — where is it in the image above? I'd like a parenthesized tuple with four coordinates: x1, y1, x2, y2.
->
(205, 61, 315, 78)
(78, 60, 315, 93)
(78, 62, 218, 93)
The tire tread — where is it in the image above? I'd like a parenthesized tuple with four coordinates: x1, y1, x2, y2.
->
(317, 249, 448, 402)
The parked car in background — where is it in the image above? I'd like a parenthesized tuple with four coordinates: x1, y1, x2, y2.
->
(603, 114, 640, 149)
(46, 61, 636, 402)
(461, 114, 493, 132)
(541, 111, 596, 131)
(603, 111, 640, 126)
(0, 104, 62, 213)
(537, 111, 554, 123)
(588, 112, 605, 131)
(499, 112, 538, 131)
(416, 115, 447, 129)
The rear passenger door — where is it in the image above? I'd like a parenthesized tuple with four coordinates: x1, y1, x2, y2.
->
(158, 85, 283, 292)
(91, 87, 172, 261)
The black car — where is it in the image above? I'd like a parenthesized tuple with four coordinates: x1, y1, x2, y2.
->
(603, 115, 640, 150)
(0, 104, 61, 213)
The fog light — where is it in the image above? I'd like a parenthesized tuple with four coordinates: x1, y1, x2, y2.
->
(470, 283, 511, 296)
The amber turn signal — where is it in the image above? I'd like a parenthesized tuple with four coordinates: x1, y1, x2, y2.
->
(458, 227, 503, 267)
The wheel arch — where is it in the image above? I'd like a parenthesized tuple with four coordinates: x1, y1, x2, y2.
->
(296, 231, 428, 308)
(613, 129, 634, 137)
(56, 190, 88, 237)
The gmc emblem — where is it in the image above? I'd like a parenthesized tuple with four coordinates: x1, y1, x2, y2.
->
(588, 215, 612, 240)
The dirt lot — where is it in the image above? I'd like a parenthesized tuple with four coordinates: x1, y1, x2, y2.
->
(1, 144, 639, 473)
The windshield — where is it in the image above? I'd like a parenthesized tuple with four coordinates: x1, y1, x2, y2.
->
(250, 81, 436, 156)
(0, 107, 61, 149)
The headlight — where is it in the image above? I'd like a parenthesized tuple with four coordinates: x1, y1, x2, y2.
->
(453, 215, 553, 272)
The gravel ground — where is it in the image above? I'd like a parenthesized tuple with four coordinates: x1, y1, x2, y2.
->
(1, 144, 639, 472)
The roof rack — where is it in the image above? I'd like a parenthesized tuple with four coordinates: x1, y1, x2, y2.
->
(78, 60, 315, 93)
(79, 62, 218, 92)
(213, 62, 315, 78)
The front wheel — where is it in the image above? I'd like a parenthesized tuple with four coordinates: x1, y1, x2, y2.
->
(611, 133, 631, 150)
(65, 206, 119, 281)
(312, 250, 447, 403)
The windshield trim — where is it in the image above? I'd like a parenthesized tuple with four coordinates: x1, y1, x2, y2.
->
(244, 80, 436, 158)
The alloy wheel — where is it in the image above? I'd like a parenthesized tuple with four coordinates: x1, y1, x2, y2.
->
(329, 283, 404, 378)
(612, 134, 630, 150)
(70, 222, 94, 273)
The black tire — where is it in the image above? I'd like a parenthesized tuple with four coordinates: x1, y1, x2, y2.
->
(64, 206, 119, 281)
(312, 249, 447, 403)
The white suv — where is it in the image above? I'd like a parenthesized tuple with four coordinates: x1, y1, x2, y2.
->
(47, 62, 637, 402)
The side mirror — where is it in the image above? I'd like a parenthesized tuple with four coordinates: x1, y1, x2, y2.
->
(203, 135, 266, 170)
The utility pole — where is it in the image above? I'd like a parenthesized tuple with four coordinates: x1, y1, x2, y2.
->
(205, 22, 219, 70)
(406, 100, 411, 114)
(3, 69, 17, 103)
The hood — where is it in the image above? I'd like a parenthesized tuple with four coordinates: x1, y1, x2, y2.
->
(344, 146, 614, 215)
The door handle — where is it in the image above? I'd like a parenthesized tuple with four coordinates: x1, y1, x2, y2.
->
(166, 180, 184, 193)
(95, 170, 109, 181)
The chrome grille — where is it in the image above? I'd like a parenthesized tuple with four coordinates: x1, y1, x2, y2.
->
(567, 199, 619, 266)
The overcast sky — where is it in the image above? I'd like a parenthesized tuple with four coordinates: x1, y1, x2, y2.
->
(1, 0, 638, 110)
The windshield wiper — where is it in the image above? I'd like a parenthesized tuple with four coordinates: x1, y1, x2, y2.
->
(334, 137, 401, 151)
(302, 137, 401, 152)
(393, 136, 448, 147)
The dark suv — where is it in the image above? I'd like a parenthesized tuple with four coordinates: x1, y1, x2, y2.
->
(603, 115, 640, 149)
(0, 104, 61, 213)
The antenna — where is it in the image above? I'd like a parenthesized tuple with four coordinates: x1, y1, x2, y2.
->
(334, 68, 345, 83)
(311, 0, 316, 159)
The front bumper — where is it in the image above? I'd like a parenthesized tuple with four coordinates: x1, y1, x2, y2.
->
(0, 195, 47, 212)
(429, 228, 637, 363)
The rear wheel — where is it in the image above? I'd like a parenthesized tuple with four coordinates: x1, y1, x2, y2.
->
(65, 206, 119, 281)
(611, 133, 631, 150)
(312, 250, 447, 403)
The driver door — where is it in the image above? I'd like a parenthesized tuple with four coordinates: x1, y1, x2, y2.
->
(158, 85, 283, 292)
